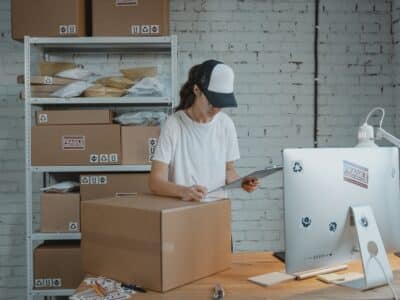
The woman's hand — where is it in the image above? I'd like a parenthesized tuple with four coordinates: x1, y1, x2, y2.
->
(181, 185, 208, 201)
(241, 177, 259, 193)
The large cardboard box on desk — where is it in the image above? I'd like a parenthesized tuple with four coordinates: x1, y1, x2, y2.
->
(36, 110, 113, 126)
(11, 0, 87, 41)
(81, 194, 231, 292)
(34, 241, 84, 289)
(79, 173, 150, 201)
(31, 124, 121, 165)
(121, 126, 160, 164)
(40, 192, 80, 233)
(92, 0, 169, 36)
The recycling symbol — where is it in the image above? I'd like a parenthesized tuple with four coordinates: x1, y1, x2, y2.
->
(329, 222, 337, 232)
(301, 216, 312, 228)
(293, 161, 303, 173)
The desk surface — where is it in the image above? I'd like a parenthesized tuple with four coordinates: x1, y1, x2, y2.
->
(78, 252, 400, 299)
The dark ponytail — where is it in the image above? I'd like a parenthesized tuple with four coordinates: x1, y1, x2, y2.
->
(175, 64, 201, 112)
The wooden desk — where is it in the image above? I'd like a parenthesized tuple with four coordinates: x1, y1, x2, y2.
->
(78, 252, 400, 299)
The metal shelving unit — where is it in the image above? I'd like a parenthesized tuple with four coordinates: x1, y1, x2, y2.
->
(24, 36, 178, 299)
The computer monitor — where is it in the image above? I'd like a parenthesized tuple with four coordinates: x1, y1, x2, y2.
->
(283, 147, 400, 282)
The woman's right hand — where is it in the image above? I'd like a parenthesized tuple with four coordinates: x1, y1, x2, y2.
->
(181, 185, 208, 201)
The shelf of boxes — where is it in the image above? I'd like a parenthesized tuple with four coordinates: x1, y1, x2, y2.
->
(25, 35, 177, 300)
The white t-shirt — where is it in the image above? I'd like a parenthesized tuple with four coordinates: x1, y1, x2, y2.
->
(153, 110, 240, 192)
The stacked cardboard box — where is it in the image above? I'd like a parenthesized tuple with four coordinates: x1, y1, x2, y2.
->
(92, 0, 169, 36)
(11, 0, 170, 40)
(40, 193, 80, 233)
(121, 126, 160, 164)
(34, 241, 84, 289)
(80, 173, 149, 201)
(81, 194, 232, 292)
(31, 110, 121, 166)
(11, 0, 87, 40)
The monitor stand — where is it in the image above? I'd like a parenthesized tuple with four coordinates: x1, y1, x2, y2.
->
(337, 205, 393, 290)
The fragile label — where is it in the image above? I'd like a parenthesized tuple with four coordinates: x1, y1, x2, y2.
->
(148, 138, 158, 162)
(343, 160, 368, 189)
(62, 136, 85, 150)
(88, 176, 107, 185)
(116, 0, 138, 6)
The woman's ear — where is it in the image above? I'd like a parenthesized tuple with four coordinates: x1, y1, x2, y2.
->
(193, 84, 201, 96)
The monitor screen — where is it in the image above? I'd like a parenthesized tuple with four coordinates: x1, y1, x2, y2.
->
(283, 147, 400, 274)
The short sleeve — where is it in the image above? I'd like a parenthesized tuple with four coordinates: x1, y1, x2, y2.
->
(225, 117, 240, 162)
(152, 116, 179, 165)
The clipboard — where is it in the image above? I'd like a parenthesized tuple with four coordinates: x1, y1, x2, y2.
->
(209, 164, 283, 193)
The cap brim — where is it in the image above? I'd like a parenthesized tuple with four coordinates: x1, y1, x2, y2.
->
(203, 90, 238, 108)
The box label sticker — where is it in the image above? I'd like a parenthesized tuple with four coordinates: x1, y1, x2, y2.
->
(80, 176, 89, 185)
(100, 154, 109, 163)
(141, 25, 150, 34)
(68, 25, 77, 34)
(116, 0, 138, 6)
(69, 222, 79, 232)
(38, 114, 48, 124)
(89, 154, 99, 164)
(131, 25, 141, 35)
(343, 160, 369, 189)
(34, 279, 44, 288)
(150, 25, 160, 34)
(99, 176, 108, 184)
(59, 25, 68, 35)
(148, 138, 158, 162)
(109, 153, 119, 163)
(90, 176, 99, 185)
(43, 76, 53, 85)
(52, 278, 62, 288)
(35, 278, 61, 288)
(62, 136, 85, 150)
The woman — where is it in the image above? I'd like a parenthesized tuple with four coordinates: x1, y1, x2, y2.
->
(149, 59, 259, 201)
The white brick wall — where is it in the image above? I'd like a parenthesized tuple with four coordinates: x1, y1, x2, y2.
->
(0, 0, 398, 298)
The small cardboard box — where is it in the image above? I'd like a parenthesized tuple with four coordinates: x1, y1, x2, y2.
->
(121, 126, 160, 164)
(81, 194, 231, 292)
(31, 125, 121, 166)
(34, 241, 84, 289)
(40, 193, 80, 233)
(79, 173, 149, 201)
(92, 0, 169, 36)
(36, 110, 113, 126)
(11, 0, 87, 41)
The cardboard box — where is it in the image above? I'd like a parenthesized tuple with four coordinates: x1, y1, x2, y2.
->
(31, 125, 121, 165)
(36, 110, 113, 126)
(92, 0, 169, 36)
(40, 193, 80, 233)
(80, 173, 149, 201)
(121, 126, 160, 164)
(34, 241, 84, 289)
(12, 0, 87, 41)
(81, 194, 231, 292)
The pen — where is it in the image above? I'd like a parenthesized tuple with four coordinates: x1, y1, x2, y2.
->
(91, 282, 105, 297)
(121, 283, 147, 293)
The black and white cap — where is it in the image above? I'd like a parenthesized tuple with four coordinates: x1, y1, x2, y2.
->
(196, 60, 237, 108)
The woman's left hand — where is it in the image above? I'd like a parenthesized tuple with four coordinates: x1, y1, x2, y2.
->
(241, 177, 259, 193)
